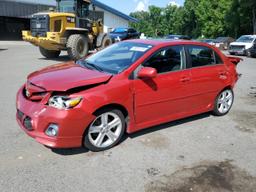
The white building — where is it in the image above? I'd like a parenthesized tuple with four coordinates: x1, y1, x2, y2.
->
(91, 0, 138, 33)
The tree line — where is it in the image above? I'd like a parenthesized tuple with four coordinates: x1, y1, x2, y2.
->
(129, 0, 256, 39)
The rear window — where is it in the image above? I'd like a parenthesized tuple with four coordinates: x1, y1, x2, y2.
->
(187, 45, 223, 67)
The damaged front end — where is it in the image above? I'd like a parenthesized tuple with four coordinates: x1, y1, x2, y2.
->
(16, 76, 111, 148)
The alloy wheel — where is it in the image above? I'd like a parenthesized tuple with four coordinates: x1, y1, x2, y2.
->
(217, 89, 233, 114)
(88, 112, 123, 148)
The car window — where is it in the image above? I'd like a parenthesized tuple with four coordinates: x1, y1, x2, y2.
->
(187, 45, 221, 67)
(236, 36, 254, 43)
(112, 28, 127, 33)
(214, 52, 223, 64)
(143, 46, 184, 74)
(130, 28, 136, 33)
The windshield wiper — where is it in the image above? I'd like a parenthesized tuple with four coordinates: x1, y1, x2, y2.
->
(77, 60, 104, 72)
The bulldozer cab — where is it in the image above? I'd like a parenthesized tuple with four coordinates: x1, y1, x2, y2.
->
(57, 0, 90, 16)
(57, 0, 92, 29)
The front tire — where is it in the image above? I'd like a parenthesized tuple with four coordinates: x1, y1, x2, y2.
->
(39, 47, 60, 58)
(213, 89, 234, 116)
(67, 34, 88, 61)
(246, 50, 251, 57)
(83, 108, 125, 152)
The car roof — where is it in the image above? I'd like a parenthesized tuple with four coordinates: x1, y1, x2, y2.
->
(114, 27, 131, 29)
(126, 39, 210, 47)
(240, 35, 256, 38)
(167, 35, 182, 37)
(216, 37, 230, 39)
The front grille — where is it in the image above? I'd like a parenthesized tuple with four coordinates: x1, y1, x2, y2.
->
(17, 110, 33, 131)
(17, 110, 24, 121)
(30, 14, 49, 37)
(230, 45, 245, 51)
(24, 117, 33, 131)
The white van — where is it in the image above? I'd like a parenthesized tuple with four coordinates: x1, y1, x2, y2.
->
(229, 35, 256, 56)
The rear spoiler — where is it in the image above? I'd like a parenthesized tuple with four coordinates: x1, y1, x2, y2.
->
(227, 56, 243, 65)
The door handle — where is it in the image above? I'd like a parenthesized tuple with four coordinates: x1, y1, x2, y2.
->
(180, 77, 190, 82)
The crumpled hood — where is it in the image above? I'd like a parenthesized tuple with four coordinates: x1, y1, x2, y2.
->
(27, 62, 112, 91)
(230, 42, 254, 49)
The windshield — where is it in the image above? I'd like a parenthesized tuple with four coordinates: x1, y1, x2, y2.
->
(58, 0, 75, 13)
(215, 37, 227, 42)
(112, 28, 128, 33)
(236, 36, 255, 43)
(166, 35, 181, 39)
(203, 39, 214, 43)
(80, 42, 154, 74)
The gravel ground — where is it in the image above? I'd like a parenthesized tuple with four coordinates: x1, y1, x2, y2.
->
(0, 42, 255, 192)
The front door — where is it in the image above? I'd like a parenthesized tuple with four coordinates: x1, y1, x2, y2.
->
(132, 45, 194, 128)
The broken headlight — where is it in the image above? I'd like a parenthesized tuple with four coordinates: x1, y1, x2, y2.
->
(48, 96, 83, 110)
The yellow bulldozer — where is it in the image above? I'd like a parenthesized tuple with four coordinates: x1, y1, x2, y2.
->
(22, 0, 112, 60)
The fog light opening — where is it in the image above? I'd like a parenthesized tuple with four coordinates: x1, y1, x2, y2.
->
(45, 124, 59, 137)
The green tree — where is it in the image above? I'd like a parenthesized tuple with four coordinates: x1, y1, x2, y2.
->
(241, 0, 256, 34)
(129, 0, 256, 39)
(181, 0, 201, 38)
(195, 0, 232, 38)
(162, 5, 184, 35)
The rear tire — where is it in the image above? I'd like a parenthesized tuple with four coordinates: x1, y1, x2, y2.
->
(99, 35, 112, 50)
(39, 47, 60, 58)
(83, 108, 125, 152)
(67, 34, 88, 61)
(213, 89, 234, 116)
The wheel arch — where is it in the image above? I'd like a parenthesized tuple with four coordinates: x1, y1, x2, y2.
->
(221, 85, 233, 92)
(64, 29, 88, 39)
(92, 103, 129, 120)
(215, 85, 233, 99)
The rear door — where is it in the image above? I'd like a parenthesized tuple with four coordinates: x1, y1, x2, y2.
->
(185, 45, 228, 110)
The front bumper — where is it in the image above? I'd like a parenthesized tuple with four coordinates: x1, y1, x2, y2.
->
(228, 47, 251, 55)
(16, 86, 95, 148)
(22, 31, 66, 51)
(229, 49, 246, 55)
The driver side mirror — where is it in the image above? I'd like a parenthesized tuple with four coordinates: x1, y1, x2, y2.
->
(137, 67, 157, 79)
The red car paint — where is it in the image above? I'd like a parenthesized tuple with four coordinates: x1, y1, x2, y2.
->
(16, 40, 240, 148)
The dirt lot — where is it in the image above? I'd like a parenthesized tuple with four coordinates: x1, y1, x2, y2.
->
(0, 42, 255, 192)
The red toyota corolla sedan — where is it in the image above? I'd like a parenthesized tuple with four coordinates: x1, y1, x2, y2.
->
(16, 39, 241, 151)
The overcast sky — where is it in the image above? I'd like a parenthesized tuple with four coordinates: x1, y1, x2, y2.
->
(15, 0, 185, 14)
